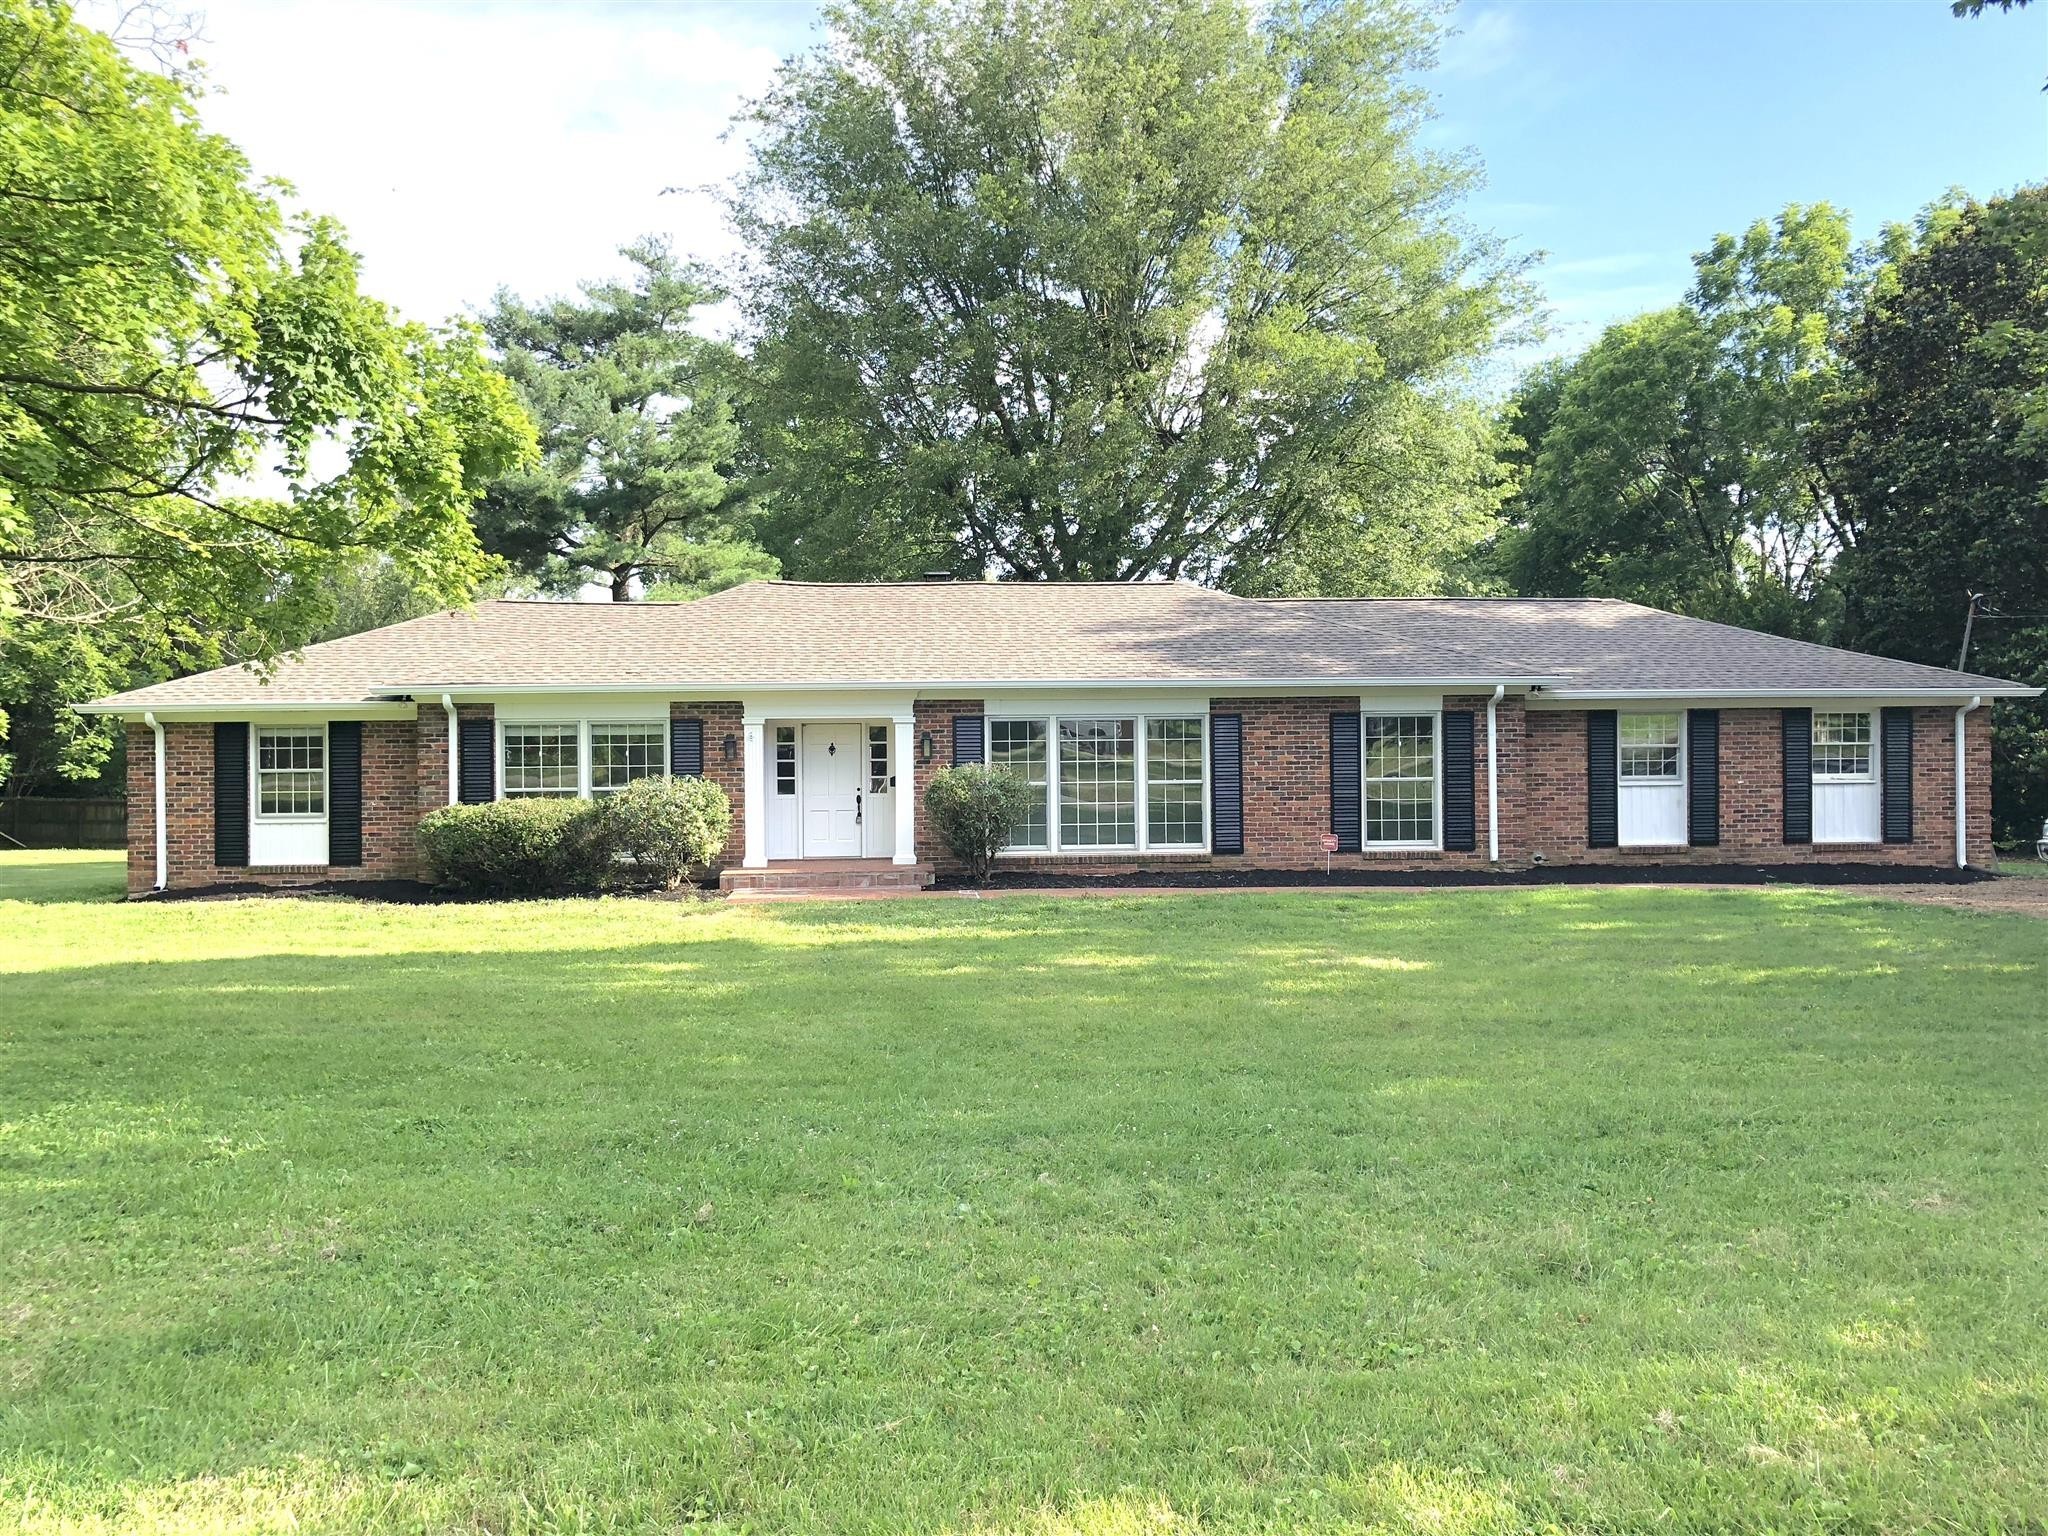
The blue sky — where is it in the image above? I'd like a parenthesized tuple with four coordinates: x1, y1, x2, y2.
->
(168, 0, 2045, 378)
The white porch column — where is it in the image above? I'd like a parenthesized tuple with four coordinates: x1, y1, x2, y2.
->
(892, 714, 918, 865)
(742, 715, 768, 868)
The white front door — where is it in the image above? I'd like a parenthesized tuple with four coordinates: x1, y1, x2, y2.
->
(801, 724, 862, 857)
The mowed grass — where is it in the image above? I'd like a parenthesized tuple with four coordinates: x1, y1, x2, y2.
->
(3, 853, 2046, 1534)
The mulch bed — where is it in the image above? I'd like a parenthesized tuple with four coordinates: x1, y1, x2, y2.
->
(932, 862, 1998, 893)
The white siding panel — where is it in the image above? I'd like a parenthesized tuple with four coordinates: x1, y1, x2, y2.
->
(1814, 781, 1880, 844)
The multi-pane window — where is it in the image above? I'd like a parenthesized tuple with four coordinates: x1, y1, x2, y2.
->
(256, 729, 325, 817)
(1060, 718, 1137, 847)
(502, 723, 579, 797)
(1365, 714, 1436, 846)
(590, 724, 665, 793)
(990, 719, 1049, 849)
(1145, 717, 1204, 847)
(775, 726, 797, 796)
(1813, 711, 1874, 780)
(868, 726, 891, 795)
(1619, 712, 1683, 779)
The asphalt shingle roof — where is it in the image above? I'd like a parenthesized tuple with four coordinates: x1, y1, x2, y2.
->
(79, 582, 2033, 712)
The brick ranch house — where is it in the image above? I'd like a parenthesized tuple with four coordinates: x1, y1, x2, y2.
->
(78, 581, 2038, 896)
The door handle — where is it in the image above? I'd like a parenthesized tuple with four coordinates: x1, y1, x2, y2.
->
(855, 790, 862, 825)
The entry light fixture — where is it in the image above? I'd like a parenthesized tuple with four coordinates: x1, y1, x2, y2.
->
(721, 733, 737, 764)
(920, 730, 936, 763)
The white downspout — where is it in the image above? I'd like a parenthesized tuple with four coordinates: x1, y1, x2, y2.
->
(143, 711, 167, 892)
(1955, 694, 1981, 868)
(441, 693, 459, 805)
(1487, 685, 1504, 863)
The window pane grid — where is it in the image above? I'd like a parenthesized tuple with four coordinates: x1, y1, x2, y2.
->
(991, 719, 1049, 849)
(590, 724, 665, 792)
(1059, 717, 1136, 848)
(256, 730, 324, 817)
(1813, 711, 1873, 779)
(1364, 715, 1435, 846)
(1146, 717, 1204, 846)
(775, 726, 796, 796)
(1619, 713, 1683, 780)
(868, 726, 890, 795)
(503, 724, 579, 797)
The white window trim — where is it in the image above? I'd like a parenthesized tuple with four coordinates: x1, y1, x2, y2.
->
(496, 719, 583, 800)
(251, 724, 328, 823)
(1618, 710, 1687, 786)
(1362, 709, 1443, 852)
(1812, 709, 1878, 784)
(994, 710, 1211, 856)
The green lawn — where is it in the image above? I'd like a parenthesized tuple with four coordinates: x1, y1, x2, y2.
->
(3, 852, 2046, 1534)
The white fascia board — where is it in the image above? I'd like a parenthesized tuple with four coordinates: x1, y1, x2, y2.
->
(1534, 685, 2040, 706)
(380, 675, 1558, 698)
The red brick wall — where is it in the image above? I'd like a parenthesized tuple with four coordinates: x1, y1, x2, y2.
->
(673, 701, 745, 869)
(1519, 705, 1992, 866)
(912, 698, 986, 876)
(126, 718, 421, 895)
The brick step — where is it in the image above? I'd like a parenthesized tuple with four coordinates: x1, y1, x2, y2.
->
(720, 861, 936, 895)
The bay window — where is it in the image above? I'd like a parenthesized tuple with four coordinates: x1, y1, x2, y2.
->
(1364, 714, 1436, 847)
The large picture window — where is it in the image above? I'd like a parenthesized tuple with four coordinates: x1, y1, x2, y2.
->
(256, 728, 325, 817)
(590, 724, 665, 792)
(1145, 718, 1204, 847)
(990, 719, 1049, 849)
(1812, 711, 1874, 780)
(502, 723, 579, 797)
(1364, 714, 1436, 846)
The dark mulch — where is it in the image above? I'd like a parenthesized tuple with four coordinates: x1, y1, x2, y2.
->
(932, 862, 1998, 893)
(140, 878, 717, 905)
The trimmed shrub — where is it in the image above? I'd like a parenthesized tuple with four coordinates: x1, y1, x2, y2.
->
(417, 797, 613, 895)
(924, 764, 1032, 885)
(594, 775, 732, 890)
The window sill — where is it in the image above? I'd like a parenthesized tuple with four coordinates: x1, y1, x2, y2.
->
(1617, 844, 1690, 854)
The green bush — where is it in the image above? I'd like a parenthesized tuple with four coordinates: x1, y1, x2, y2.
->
(594, 775, 732, 890)
(924, 764, 1032, 885)
(417, 797, 613, 895)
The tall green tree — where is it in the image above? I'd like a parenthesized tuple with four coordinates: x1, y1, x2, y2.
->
(0, 0, 535, 787)
(730, 0, 1520, 587)
(476, 243, 774, 601)
(1497, 204, 1881, 638)
(1826, 187, 2048, 841)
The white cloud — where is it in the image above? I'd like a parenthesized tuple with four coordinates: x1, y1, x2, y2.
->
(1439, 6, 1520, 79)
(166, 1, 803, 327)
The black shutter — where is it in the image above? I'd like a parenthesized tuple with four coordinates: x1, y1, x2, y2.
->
(1329, 712, 1362, 853)
(1441, 710, 1476, 852)
(1687, 709, 1720, 847)
(1586, 710, 1618, 849)
(1782, 707, 1813, 844)
(213, 721, 249, 867)
(671, 717, 704, 778)
(1881, 707, 1914, 844)
(1210, 713, 1243, 855)
(952, 714, 984, 766)
(328, 721, 363, 867)
(458, 716, 495, 804)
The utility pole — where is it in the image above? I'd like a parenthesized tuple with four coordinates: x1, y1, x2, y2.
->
(1956, 591, 1983, 672)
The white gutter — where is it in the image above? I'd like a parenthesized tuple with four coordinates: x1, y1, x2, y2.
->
(374, 675, 1561, 698)
(1956, 694, 1981, 868)
(143, 711, 167, 892)
(1540, 685, 2039, 702)
(1487, 684, 1504, 862)
(441, 692, 459, 805)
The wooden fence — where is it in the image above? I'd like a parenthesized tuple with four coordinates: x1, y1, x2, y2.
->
(0, 796, 126, 849)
